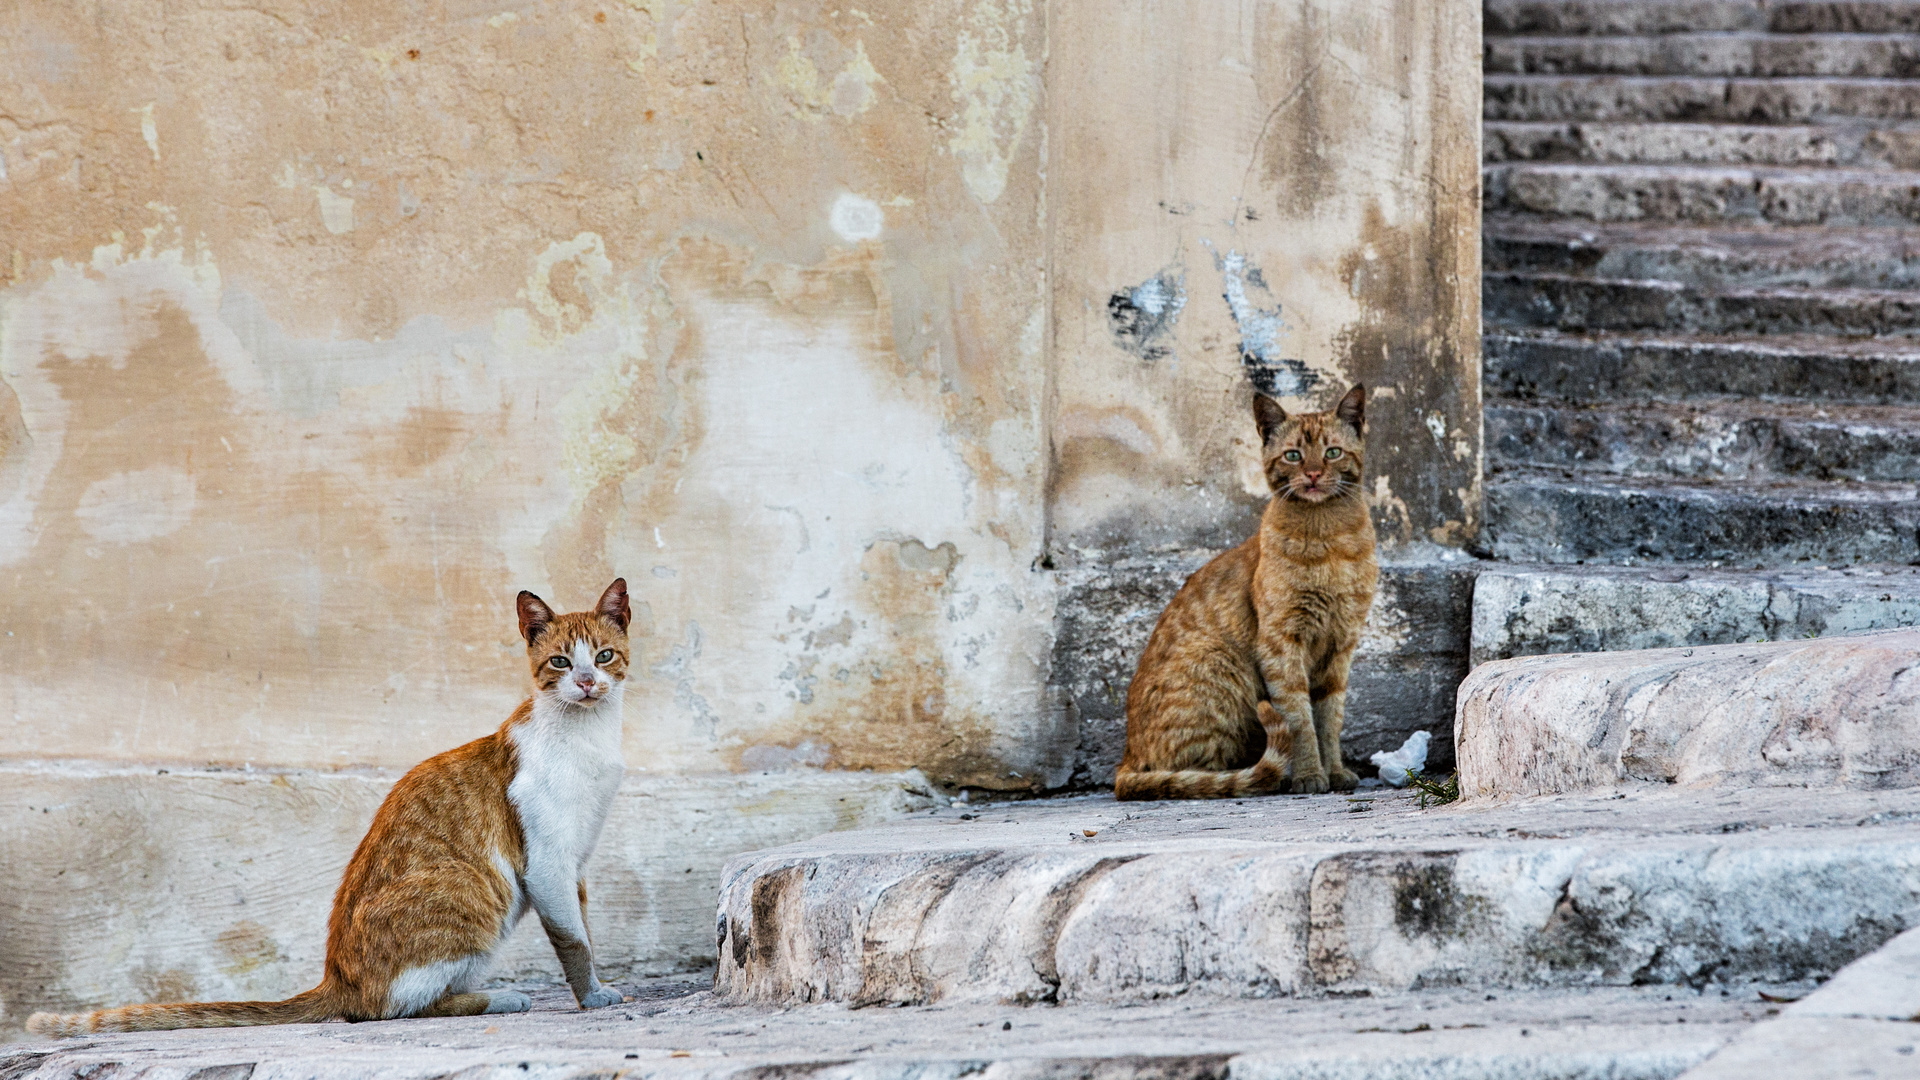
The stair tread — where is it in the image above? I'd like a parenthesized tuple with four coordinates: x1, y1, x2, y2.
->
(1485, 119, 1920, 168)
(1487, 0, 1920, 37)
(1492, 265, 1920, 296)
(1487, 33, 1920, 78)
(1488, 325, 1920, 359)
(1490, 464, 1920, 499)
(1489, 394, 1920, 426)
(1487, 213, 1920, 248)
(712, 785, 1920, 1006)
(1489, 159, 1920, 181)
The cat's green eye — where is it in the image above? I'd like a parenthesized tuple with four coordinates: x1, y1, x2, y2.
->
(1324, 447, 1344, 459)
(595, 649, 615, 665)
(1282, 450, 1302, 462)
(548, 656, 571, 670)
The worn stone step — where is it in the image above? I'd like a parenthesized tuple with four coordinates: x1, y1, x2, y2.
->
(1486, 162, 1920, 225)
(1487, 34, 1920, 78)
(1048, 553, 1475, 788)
(1469, 562, 1920, 666)
(1486, 0, 1920, 36)
(1485, 120, 1920, 169)
(1485, 328, 1920, 404)
(0, 979, 1764, 1080)
(1484, 469, 1920, 564)
(1456, 629, 1920, 797)
(1483, 216, 1920, 289)
(1486, 76, 1920, 124)
(1486, 270, 1920, 336)
(1487, 399, 1920, 482)
(1684, 925, 1920, 1078)
(715, 786, 1920, 1006)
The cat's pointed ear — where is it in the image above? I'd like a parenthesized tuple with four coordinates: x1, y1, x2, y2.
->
(596, 578, 631, 632)
(517, 591, 555, 645)
(1253, 394, 1288, 444)
(1335, 384, 1366, 434)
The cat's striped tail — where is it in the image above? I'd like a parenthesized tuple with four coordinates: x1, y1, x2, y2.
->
(27, 985, 340, 1036)
(1113, 750, 1288, 801)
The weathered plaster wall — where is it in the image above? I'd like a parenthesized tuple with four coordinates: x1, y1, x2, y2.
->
(0, 0, 1480, 1025)
(1046, 0, 1482, 556)
(1, 0, 1062, 789)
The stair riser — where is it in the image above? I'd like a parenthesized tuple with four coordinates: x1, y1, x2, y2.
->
(1487, 165, 1920, 227)
(1487, 0, 1920, 35)
(718, 832, 1920, 1003)
(1487, 36, 1920, 78)
(1486, 478, 1920, 564)
(1488, 404, 1920, 483)
(1459, 630, 1920, 795)
(1486, 78, 1920, 124)
(1471, 566, 1920, 666)
(1484, 231, 1920, 290)
(1486, 122, 1920, 170)
(1486, 332, 1920, 405)
(1486, 273, 1920, 337)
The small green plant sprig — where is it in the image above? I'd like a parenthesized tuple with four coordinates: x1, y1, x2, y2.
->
(1405, 768, 1459, 807)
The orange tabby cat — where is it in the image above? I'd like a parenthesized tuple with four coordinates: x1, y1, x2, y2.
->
(1115, 385, 1376, 800)
(29, 580, 635, 1035)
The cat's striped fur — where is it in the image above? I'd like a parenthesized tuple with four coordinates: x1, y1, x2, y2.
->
(28, 580, 634, 1035)
(1116, 386, 1376, 801)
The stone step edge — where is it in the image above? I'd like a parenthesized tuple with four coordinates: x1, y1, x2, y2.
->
(713, 804, 1920, 1006)
(1468, 561, 1920, 667)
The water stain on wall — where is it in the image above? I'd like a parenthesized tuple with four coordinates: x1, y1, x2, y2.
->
(1333, 203, 1479, 547)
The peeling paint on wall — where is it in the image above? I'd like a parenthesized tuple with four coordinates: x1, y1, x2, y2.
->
(1105, 271, 1185, 363)
(1212, 247, 1322, 399)
(948, 0, 1035, 204)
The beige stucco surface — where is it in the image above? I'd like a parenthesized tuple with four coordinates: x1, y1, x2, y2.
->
(0, 0, 1480, 1019)
(1047, 0, 1482, 556)
(2, 0, 1061, 787)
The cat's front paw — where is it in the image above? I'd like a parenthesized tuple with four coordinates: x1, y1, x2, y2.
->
(1289, 772, 1330, 794)
(484, 991, 532, 1014)
(1328, 768, 1360, 791)
(578, 985, 623, 1010)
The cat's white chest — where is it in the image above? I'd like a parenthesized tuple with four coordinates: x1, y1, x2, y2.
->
(508, 696, 625, 874)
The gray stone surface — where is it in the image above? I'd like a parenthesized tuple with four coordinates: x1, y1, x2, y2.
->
(1488, 399, 1920, 482)
(1486, 163, 1920, 226)
(1484, 471, 1920, 565)
(1456, 628, 1920, 796)
(1484, 76, 1920, 125)
(712, 788, 1920, 1007)
(1046, 552, 1474, 791)
(1787, 925, 1920, 1022)
(1470, 563, 1920, 665)
(1484, 218, 1920, 290)
(1487, 271, 1920, 336)
(1679, 926, 1920, 1078)
(0, 976, 1762, 1080)
(1485, 34, 1920, 78)
(1487, 120, 1920, 170)
(1485, 329, 1920, 405)
(1485, 0, 1920, 36)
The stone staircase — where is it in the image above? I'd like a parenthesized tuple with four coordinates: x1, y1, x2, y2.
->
(1477, 0, 1920, 664)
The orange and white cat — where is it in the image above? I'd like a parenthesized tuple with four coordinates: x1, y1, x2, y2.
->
(1115, 386, 1377, 800)
(29, 580, 636, 1035)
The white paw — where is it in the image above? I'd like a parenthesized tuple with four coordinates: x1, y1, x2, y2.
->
(484, 990, 532, 1014)
(578, 985, 622, 1010)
